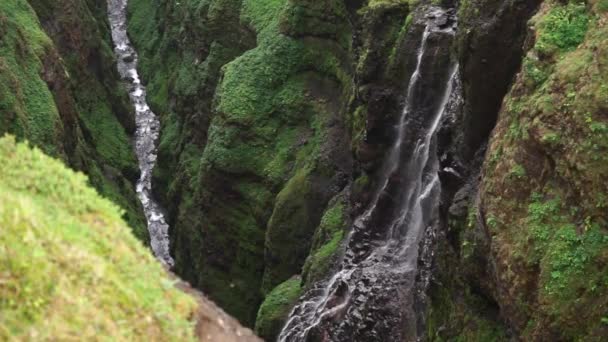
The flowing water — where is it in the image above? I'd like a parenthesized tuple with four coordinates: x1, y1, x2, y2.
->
(279, 6, 458, 341)
(108, 0, 174, 267)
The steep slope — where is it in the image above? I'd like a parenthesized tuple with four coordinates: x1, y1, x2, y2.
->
(0, 136, 222, 339)
(128, 0, 355, 325)
(0, 0, 146, 239)
(128, 0, 443, 332)
(427, 0, 608, 340)
(127, 0, 608, 340)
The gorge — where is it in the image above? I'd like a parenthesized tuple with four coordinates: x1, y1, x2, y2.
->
(108, 0, 173, 267)
(1, 0, 608, 341)
(279, 7, 458, 340)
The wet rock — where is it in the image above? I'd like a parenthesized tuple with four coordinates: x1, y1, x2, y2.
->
(122, 53, 135, 63)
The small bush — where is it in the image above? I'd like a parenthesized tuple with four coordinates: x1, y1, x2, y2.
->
(537, 2, 589, 54)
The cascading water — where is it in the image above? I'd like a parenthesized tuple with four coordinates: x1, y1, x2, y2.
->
(107, 0, 174, 267)
(279, 6, 459, 341)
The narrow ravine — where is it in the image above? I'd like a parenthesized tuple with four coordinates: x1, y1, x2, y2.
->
(279, 6, 458, 341)
(107, 0, 174, 267)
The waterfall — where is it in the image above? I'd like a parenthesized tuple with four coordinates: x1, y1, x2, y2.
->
(107, 0, 174, 267)
(279, 6, 458, 341)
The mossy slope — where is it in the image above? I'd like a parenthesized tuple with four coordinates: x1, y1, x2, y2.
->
(478, 1, 608, 339)
(428, 1, 608, 340)
(128, 0, 428, 333)
(0, 0, 146, 239)
(0, 136, 197, 341)
(129, 0, 355, 325)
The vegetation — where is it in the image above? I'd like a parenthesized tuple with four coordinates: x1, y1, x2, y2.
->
(255, 277, 302, 341)
(0, 136, 197, 340)
(0, 0, 147, 240)
(301, 199, 346, 286)
(536, 2, 589, 54)
(128, 0, 354, 325)
(4, 0, 605, 339)
(475, 0, 608, 339)
(0, 0, 61, 156)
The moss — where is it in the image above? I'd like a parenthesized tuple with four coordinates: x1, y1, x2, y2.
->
(426, 202, 509, 342)
(302, 199, 346, 286)
(0, 0, 62, 157)
(535, 2, 589, 54)
(426, 288, 509, 342)
(129, 0, 353, 325)
(262, 169, 315, 294)
(0, 0, 147, 240)
(517, 193, 608, 333)
(0, 136, 197, 340)
(254, 276, 302, 341)
(474, 1, 608, 339)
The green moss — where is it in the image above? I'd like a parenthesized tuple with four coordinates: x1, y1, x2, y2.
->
(0, 136, 197, 340)
(426, 290, 508, 342)
(302, 199, 346, 285)
(262, 169, 314, 293)
(77, 90, 138, 174)
(523, 193, 608, 311)
(475, 1, 608, 338)
(129, 0, 353, 325)
(0, 0, 147, 241)
(536, 2, 589, 54)
(254, 276, 302, 341)
(508, 163, 526, 179)
(0, 0, 62, 157)
(241, 0, 286, 32)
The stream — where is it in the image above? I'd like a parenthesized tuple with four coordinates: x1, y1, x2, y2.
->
(107, 0, 174, 267)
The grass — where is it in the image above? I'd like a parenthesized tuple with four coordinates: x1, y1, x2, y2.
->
(0, 136, 197, 341)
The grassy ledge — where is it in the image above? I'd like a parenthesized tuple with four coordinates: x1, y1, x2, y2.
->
(0, 136, 196, 341)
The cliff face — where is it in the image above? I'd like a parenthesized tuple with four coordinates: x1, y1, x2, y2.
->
(428, 0, 608, 340)
(127, 0, 435, 331)
(0, 0, 146, 239)
(121, 0, 608, 340)
(2, 0, 608, 340)
(474, 1, 607, 339)
(128, 0, 353, 326)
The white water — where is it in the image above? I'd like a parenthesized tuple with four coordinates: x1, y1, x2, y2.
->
(107, 0, 174, 267)
(279, 7, 458, 341)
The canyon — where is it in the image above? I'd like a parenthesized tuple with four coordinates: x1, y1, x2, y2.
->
(1, 0, 608, 341)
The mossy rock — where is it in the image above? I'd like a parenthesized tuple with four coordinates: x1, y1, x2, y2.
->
(302, 196, 347, 287)
(469, 1, 608, 339)
(0, 0, 147, 240)
(254, 276, 302, 341)
(129, 0, 353, 326)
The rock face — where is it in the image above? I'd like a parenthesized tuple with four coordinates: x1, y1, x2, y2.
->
(427, 0, 608, 341)
(127, 0, 451, 331)
(0, 0, 147, 239)
(128, 0, 355, 325)
(3, 0, 608, 340)
(124, 0, 608, 340)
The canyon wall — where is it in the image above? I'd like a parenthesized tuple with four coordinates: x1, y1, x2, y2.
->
(128, 0, 608, 340)
(0, 0, 146, 239)
(4, 0, 606, 340)
(428, 0, 608, 340)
